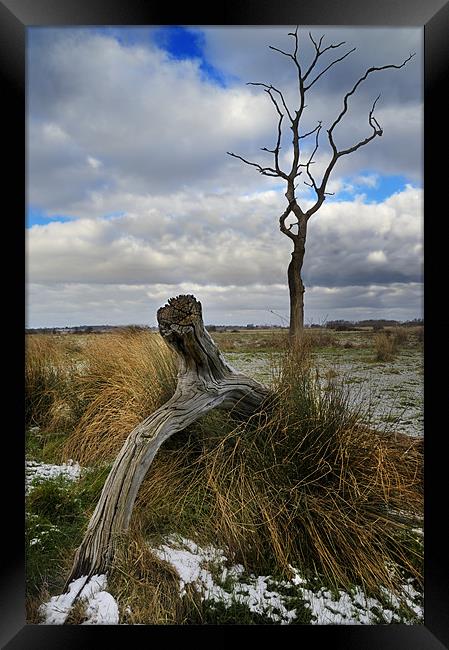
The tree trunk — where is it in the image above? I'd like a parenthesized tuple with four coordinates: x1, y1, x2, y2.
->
(288, 218, 307, 343)
(288, 251, 305, 343)
(64, 295, 270, 589)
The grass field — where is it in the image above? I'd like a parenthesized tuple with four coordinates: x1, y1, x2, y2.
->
(25, 326, 423, 624)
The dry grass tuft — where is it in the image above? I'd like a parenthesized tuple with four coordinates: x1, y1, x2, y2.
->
(373, 332, 397, 362)
(131, 343, 422, 599)
(25, 335, 76, 432)
(391, 327, 409, 346)
(373, 327, 417, 362)
(303, 329, 336, 348)
(62, 330, 177, 464)
(108, 524, 183, 624)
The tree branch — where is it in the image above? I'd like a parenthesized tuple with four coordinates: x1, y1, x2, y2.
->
(299, 122, 322, 140)
(269, 27, 304, 118)
(229, 30, 415, 232)
(226, 151, 281, 177)
(338, 94, 383, 154)
(247, 82, 294, 123)
(301, 123, 322, 195)
(328, 53, 415, 152)
(287, 26, 299, 60)
(266, 90, 285, 176)
(303, 33, 348, 83)
(279, 200, 298, 241)
(304, 47, 356, 90)
(240, 82, 293, 178)
(269, 44, 294, 60)
(300, 53, 417, 218)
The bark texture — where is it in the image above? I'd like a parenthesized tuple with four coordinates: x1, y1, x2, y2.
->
(288, 251, 305, 341)
(65, 295, 270, 588)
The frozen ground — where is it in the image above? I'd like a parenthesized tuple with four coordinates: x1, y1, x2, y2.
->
(39, 532, 422, 625)
(26, 459, 83, 494)
(40, 574, 119, 625)
(152, 534, 422, 624)
(226, 347, 423, 437)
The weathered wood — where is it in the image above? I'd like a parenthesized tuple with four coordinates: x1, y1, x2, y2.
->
(65, 295, 270, 588)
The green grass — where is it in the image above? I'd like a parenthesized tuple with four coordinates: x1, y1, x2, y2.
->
(183, 596, 297, 625)
(26, 428, 68, 463)
(26, 478, 86, 598)
(25, 465, 111, 608)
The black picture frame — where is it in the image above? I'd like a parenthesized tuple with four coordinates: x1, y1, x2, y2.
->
(3, 0, 448, 647)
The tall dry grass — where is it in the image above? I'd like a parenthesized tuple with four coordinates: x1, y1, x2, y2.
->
(27, 330, 422, 606)
(130, 343, 422, 600)
(26, 331, 177, 463)
(25, 335, 76, 431)
(303, 329, 336, 348)
(391, 326, 409, 346)
(107, 524, 183, 625)
(373, 332, 397, 361)
(62, 330, 177, 464)
(373, 327, 416, 361)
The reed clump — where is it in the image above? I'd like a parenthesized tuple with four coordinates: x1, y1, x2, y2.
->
(62, 330, 177, 464)
(25, 335, 76, 432)
(133, 341, 422, 600)
(27, 330, 422, 607)
(373, 332, 398, 361)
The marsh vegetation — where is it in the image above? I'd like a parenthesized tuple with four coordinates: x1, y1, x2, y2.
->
(25, 325, 423, 624)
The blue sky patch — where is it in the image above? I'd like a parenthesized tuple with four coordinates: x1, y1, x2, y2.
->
(26, 207, 74, 227)
(26, 208, 126, 227)
(152, 26, 229, 87)
(328, 173, 416, 203)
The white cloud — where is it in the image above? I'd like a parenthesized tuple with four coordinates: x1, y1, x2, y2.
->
(353, 174, 379, 188)
(28, 29, 277, 212)
(26, 185, 422, 326)
(28, 27, 422, 216)
(27, 280, 423, 328)
(27, 187, 422, 286)
(26, 27, 423, 327)
(367, 250, 387, 264)
(42, 122, 69, 142)
(87, 156, 102, 169)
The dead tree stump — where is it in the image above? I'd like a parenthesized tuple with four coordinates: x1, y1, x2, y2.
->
(65, 295, 270, 588)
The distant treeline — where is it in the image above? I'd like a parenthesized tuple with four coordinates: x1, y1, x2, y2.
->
(323, 318, 424, 331)
(26, 318, 423, 335)
(25, 324, 155, 335)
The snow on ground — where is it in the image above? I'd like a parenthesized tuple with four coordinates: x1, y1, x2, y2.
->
(27, 458, 422, 625)
(227, 348, 423, 437)
(27, 459, 120, 625)
(153, 535, 423, 625)
(288, 566, 421, 624)
(36, 534, 422, 625)
(26, 459, 83, 494)
(39, 574, 119, 625)
(153, 536, 297, 623)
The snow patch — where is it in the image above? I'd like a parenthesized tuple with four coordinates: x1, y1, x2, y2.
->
(153, 535, 296, 623)
(26, 459, 83, 494)
(82, 591, 120, 625)
(152, 535, 423, 625)
(39, 574, 119, 625)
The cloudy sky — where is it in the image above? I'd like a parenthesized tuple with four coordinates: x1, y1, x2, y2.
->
(26, 25, 423, 327)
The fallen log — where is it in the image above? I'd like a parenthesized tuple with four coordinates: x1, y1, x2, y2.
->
(65, 295, 270, 588)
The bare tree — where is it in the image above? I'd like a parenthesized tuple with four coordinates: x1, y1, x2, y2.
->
(228, 27, 414, 342)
